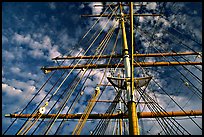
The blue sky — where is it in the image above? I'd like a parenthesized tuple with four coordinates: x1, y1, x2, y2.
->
(2, 2, 202, 135)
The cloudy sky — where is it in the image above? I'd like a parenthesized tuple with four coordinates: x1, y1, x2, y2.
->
(2, 2, 202, 135)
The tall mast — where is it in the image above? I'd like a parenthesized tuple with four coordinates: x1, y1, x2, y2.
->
(119, 2, 139, 135)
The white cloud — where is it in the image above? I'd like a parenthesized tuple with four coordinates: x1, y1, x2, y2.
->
(43, 35, 52, 47)
(2, 35, 8, 45)
(12, 33, 31, 45)
(10, 66, 21, 74)
(146, 2, 157, 10)
(2, 83, 22, 96)
(79, 3, 85, 9)
(49, 2, 56, 10)
(138, 17, 144, 23)
(28, 49, 46, 59)
(3, 50, 15, 61)
(49, 45, 61, 58)
(11, 33, 62, 60)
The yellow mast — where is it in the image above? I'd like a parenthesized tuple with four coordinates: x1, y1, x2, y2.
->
(119, 2, 139, 135)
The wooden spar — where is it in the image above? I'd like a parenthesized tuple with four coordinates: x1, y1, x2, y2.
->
(89, 100, 119, 103)
(94, 4, 145, 7)
(41, 61, 202, 72)
(5, 110, 202, 119)
(81, 14, 162, 17)
(90, 100, 154, 104)
(52, 51, 200, 60)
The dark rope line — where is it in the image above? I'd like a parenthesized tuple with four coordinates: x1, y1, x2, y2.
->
(43, 22, 118, 134)
(31, 70, 82, 135)
(54, 69, 93, 134)
(149, 76, 202, 130)
(15, 55, 80, 135)
(138, 87, 190, 135)
(15, 70, 67, 135)
(92, 89, 122, 135)
(135, 24, 202, 98)
(137, 88, 171, 135)
(3, 70, 57, 135)
(138, 87, 180, 135)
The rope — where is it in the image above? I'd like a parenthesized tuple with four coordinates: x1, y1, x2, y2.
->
(3, 71, 56, 135)
(54, 69, 93, 134)
(98, 20, 120, 86)
(72, 87, 100, 135)
(32, 70, 82, 135)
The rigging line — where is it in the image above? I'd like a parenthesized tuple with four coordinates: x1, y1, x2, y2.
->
(145, 90, 192, 135)
(57, 3, 116, 58)
(16, 110, 40, 135)
(135, 19, 202, 62)
(80, 2, 117, 43)
(113, 119, 118, 135)
(154, 52, 202, 91)
(84, 5, 119, 56)
(43, 69, 88, 134)
(31, 70, 82, 135)
(87, 87, 109, 134)
(93, 90, 122, 135)
(163, 52, 202, 84)
(14, 70, 63, 135)
(65, 8, 118, 135)
(31, 51, 91, 135)
(2, 72, 53, 135)
(95, 19, 118, 57)
(10, 73, 45, 116)
(135, 26, 202, 96)
(137, 87, 190, 135)
(158, 2, 201, 46)
(91, 21, 115, 55)
(139, 28, 202, 76)
(149, 76, 202, 130)
(143, 88, 196, 135)
(72, 88, 100, 135)
(97, 90, 123, 135)
(43, 73, 86, 135)
(113, 86, 128, 110)
(180, 77, 202, 99)
(182, 86, 199, 109)
(44, 13, 116, 101)
(160, 14, 202, 46)
(54, 25, 118, 134)
(174, 51, 202, 72)
(140, 84, 165, 134)
(69, 24, 121, 129)
(98, 21, 120, 86)
(153, 30, 202, 82)
(159, 27, 201, 58)
(21, 113, 43, 135)
(18, 69, 69, 134)
(44, 44, 111, 135)
(91, 88, 122, 134)
(54, 69, 93, 135)
(142, 116, 202, 122)
(139, 90, 185, 135)
(45, 4, 119, 104)
(151, 46, 202, 95)
(137, 87, 178, 135)
(137, 89, 171, 135)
